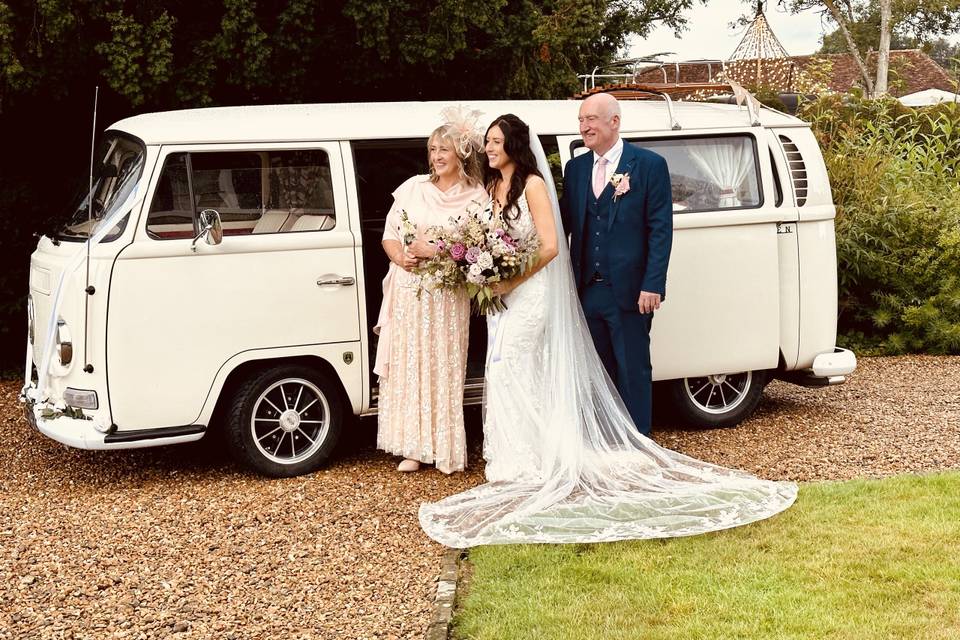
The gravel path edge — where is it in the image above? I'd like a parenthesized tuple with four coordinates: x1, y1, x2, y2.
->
(424, 548, 465, 640)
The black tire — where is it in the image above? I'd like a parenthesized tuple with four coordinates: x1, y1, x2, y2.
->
(665, 370, 768, 429)
(226, 364, 344, 477)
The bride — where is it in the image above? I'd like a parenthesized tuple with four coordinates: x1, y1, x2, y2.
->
(418, 113, 797, 547)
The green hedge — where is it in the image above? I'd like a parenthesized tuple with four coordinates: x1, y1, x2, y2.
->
(800, 94, 960, 354)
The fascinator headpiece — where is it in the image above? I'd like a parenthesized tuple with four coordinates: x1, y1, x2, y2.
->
(438, 105, 484, 159)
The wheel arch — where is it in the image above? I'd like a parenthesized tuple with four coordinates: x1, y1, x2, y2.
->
(200, 347, 360, 434)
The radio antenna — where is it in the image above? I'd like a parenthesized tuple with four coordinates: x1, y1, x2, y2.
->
(83, 86, 99, 374)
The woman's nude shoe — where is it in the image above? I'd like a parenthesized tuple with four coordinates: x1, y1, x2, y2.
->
(397, 459, 421, 472)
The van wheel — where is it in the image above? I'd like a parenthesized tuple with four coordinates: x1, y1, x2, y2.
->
(227, 365, 343, 477)
(666, 370, 767, 429)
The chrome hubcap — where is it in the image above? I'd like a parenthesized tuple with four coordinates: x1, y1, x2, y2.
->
(279, 410, 301, 432)
(684, 371, 752, 415)
(251, 378, 329, 465)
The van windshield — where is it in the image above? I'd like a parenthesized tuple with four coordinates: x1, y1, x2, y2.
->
(59, 133, 145, 242)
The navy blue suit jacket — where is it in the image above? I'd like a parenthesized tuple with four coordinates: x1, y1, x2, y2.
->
(560, 142, 673, 311)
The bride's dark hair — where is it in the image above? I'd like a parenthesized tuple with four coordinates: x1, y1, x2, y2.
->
(484, 114, 542, 221)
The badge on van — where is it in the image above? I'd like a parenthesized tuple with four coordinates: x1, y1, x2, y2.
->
(343, 352, 354, 365)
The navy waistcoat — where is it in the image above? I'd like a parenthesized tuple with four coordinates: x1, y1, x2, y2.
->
(581, 187, 614, 287)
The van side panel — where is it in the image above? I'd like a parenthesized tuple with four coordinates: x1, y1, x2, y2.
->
(772, 127, 840, 368)
(777, 223, 801, 370)
(107, 235, 361, 430)
(796, 219, 840, 368)
(650, 223, 781, 381)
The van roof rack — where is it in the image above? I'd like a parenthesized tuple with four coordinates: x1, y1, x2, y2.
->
(575, 58, 766, 129)
(576, 86, 684, 130)
(577, 57, 728, 92)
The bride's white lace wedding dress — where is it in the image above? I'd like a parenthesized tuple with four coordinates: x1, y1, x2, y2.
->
(482, 192, 550, 484)
(418, 143, 797, 548)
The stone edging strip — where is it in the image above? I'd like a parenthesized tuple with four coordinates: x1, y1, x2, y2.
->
(424, 548, 466, 640)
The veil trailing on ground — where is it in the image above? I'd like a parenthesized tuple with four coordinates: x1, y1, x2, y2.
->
(418, 133, 797, 547)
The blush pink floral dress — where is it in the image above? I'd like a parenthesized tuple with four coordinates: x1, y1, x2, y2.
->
(374, 175, 486, 473)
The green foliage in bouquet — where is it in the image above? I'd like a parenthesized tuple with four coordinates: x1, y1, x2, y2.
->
(801, 95, 960, 354)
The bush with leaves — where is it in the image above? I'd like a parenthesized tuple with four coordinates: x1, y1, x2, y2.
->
(801, 94, 960, 354)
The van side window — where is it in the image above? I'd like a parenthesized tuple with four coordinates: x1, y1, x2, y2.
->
(624, 135, 763, 213)
(146, 149, 336, 239)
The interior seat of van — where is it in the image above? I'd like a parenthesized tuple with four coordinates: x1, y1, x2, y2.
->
(249, 210, 335, 234)
(288, 213, 335, 232)
(252, 210, 292, 234)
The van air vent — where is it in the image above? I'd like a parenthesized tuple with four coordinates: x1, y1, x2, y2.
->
(778, 135, 807, 206)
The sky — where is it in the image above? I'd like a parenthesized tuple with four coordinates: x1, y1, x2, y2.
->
(629, 0, 960, 62)
(629, 0, 841, 61)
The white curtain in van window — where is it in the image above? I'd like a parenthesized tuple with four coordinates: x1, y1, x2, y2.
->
(685, 138, 753, 208)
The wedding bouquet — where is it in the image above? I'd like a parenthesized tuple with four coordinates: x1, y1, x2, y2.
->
(415, 200, 540, 315)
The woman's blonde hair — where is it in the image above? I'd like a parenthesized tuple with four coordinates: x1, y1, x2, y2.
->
(428, 126, 484, 187)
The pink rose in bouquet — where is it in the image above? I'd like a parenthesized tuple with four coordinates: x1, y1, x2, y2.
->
(449, 242, 467, 262)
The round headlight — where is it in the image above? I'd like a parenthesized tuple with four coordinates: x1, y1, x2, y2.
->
(26, 295, 35, 345)
(56, 318, 73, 366)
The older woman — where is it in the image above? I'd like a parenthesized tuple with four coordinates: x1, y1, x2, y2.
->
(373, 109, 486, 473)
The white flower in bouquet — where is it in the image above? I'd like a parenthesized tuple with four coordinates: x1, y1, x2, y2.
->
(477, 251, 494, 270)
(467, 263, 485, 284)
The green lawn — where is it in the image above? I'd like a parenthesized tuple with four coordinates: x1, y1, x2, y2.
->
(454, 473, 960, 640)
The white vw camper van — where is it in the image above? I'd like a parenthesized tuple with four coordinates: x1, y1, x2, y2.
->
(22, 98, 856, 476)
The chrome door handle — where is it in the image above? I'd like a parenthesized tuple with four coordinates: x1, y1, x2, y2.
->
(317, 276, 355, 286)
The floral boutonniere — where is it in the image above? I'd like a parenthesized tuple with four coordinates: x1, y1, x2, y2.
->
(610, 173, 631, 202)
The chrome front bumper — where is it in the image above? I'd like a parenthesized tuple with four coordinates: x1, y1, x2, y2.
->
(21, 396, 206, 450)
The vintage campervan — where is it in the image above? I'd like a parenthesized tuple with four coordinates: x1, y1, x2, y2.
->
(22, 98, 856, 476)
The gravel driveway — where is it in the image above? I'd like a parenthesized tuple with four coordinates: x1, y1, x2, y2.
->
(2, 356, 958, 639)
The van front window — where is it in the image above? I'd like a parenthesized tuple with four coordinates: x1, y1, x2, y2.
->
(59, 134, 145, 242)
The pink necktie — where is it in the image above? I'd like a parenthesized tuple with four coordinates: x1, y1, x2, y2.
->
(593, 156, 608, 198)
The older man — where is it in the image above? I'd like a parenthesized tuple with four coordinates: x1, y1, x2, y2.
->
(559, 93, 673, 436)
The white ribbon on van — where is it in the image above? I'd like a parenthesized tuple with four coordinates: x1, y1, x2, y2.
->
(24, 184, 144, 405)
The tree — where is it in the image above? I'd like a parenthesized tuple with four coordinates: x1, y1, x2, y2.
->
(778, 0, 960, 97)
(818, 10, 915, 52)
(0, 0, 705, 370)
(0, 0, 706, 110)
(924, 37, 960, 76)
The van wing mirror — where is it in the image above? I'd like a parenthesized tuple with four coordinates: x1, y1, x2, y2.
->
(191, 209, 223, 252)
(99, 163, 119, 178)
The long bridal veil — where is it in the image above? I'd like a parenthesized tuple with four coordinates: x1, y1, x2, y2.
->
(418, 134, 797, 547)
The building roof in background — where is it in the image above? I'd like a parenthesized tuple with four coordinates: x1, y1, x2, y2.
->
(625, 49, 956, 97)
